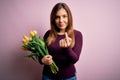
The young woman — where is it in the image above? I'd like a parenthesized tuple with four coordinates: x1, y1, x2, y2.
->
(40, 2, 83, 80)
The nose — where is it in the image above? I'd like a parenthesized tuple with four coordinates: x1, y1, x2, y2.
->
(59, 17, 63, 23)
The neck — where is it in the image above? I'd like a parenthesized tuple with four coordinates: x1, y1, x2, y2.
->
(57, 32, 65, 35)
(57, 30, 65, 35)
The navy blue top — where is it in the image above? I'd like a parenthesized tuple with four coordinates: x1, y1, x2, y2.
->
(42, 30, 83, 79)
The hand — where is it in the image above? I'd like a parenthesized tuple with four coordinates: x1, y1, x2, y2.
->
(41, 55, 53, 65)
(59, 32, 72, 48)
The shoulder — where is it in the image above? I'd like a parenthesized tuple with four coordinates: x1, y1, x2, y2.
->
(44, 30, 50, 35)
(74, 29, 82, 37)
(74, 29, 83, 45)
(43, 30, 50, 40)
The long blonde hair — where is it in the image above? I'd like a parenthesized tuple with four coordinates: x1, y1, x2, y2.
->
(46, 2, 75, 48)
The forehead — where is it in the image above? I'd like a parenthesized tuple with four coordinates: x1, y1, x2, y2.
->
(56, 8, 68, 16)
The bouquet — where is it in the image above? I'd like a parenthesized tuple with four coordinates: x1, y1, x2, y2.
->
(21, 30, 59, 74)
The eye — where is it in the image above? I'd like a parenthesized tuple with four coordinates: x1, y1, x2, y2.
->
(55, 16, 59, 19)
(63, 15, 67, 18)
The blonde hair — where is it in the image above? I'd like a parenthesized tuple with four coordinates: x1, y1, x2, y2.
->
(46, 2, 75, 48)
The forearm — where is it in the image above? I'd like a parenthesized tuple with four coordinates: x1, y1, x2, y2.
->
(65, 47, 81, 64)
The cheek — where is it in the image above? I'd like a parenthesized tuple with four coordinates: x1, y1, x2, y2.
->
(55, 20, 59, 25)
(65, 18, 68, 23)
(65, 20, 68, 25)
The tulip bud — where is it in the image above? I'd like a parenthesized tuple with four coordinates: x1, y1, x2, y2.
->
(33, 30, 37, 35)
(22, 39, 28, 45)
(30, 30, 37, 37)
(29, 37, 32, 41)
(23, 35, 29, 41)
(30, 30, 35, 37)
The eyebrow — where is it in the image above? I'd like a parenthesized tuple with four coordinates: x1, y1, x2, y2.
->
(56, 14, 68, 17)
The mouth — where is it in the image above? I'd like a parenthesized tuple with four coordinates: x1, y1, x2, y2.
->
(59, 24, 65, 27)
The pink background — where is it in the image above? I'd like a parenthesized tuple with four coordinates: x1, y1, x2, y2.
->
(0, 0, 120, 80)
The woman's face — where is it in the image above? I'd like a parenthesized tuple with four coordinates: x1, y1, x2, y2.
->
(55, 8, 68, 32)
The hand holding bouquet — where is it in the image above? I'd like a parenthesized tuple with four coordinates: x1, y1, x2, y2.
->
(21, 30, 59, 74)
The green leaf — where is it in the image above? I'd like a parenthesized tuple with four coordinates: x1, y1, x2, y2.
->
(31, 56, 38, 62)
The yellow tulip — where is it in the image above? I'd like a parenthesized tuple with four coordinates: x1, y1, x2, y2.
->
(30, 30, 35, 37)
(22, 35, 30, 45)
(29, 37, 32, 41)
(22, 38, 28, 45)
(23, 35, 29, 41)
(33, 30, 37, 35)
(30, 30, 37, 37)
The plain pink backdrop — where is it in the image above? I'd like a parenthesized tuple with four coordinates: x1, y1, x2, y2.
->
(0, 0, 120, 80)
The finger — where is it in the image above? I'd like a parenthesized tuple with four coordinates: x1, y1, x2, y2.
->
(59, 40, 62, 47)
(47, 55, 52, 59)
(60, 39, 63, 47)
(48, 59, 53, 65)
(59, 39, 64, 47)
(65, 32, 69, 44)
(64, 39, 67, 47)
(47, 55, 53, 65)
(65, 32, 68, 39)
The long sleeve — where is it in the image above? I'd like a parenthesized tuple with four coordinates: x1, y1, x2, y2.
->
(65, 30, 83, 64)
(42, 30, 83, 79)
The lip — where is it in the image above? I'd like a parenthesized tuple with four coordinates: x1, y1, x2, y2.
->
(59, 24, 65, 27)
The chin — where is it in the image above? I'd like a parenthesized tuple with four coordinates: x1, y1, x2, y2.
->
(59, 26, 66, 29)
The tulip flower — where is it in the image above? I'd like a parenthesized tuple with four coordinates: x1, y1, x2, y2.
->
(30, 30, 35, 37)
(22, 39, 27, 45)
(30, 30, 37, 37)
(23, 35, 29, 42)
(22, 35, 30, 45)
(21, 30, 59, 74)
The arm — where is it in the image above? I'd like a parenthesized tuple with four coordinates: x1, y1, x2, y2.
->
(38, 30, 51, 65)
(65, 31, 83, 64)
